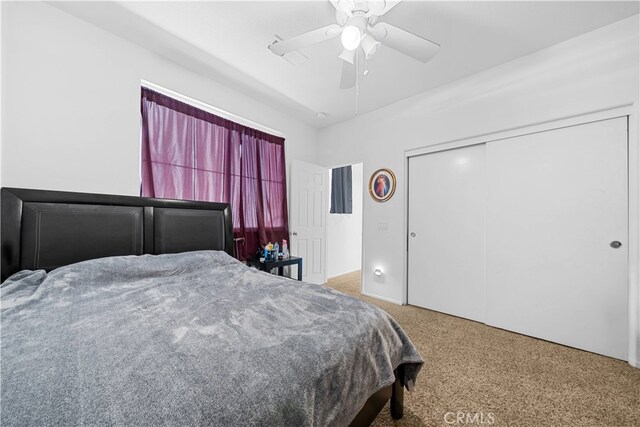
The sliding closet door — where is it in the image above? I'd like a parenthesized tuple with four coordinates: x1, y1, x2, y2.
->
(486, 117, 628, 360)
(408, 144, 486, 322)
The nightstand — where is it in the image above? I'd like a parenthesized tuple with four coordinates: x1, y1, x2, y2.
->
(247, 256, 303, 281)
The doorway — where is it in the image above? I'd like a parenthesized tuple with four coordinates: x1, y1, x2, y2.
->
(326, 162, 364, 281)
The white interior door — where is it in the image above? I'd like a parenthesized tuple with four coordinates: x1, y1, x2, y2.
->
(408, 144, 486, 322)
(486, 117, 628, 360)
(290, 160, 326, 284)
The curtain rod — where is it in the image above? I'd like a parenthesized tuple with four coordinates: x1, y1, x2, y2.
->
(140, 80, 286, 139)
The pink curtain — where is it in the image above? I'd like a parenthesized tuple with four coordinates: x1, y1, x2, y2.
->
(141, 88, 289, 260)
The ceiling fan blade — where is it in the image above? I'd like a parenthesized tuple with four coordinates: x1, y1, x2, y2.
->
(268, 24, 342, 57)
(367, 0, 402, 17)
(339, 60, 356, 89)
(369, 22, 440, 63)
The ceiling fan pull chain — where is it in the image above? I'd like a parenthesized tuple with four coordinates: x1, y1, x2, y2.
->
(355, 47, 360, 115)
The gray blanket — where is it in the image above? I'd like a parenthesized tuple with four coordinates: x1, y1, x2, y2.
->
(1, 251, 422, 426)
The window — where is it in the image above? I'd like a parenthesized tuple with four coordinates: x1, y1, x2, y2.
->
(140, 87, 289, 259)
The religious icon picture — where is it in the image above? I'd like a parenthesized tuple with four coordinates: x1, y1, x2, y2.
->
(368, 168, 396, 203)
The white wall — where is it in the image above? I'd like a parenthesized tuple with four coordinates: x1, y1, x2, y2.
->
(0, 1, 3, 189)
(0, 2, 318, 195)
(326, 162, 363, 278)
(318, 17, 639, 297)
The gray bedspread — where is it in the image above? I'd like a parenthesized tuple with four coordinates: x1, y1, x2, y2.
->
(1, 251, 422, 426)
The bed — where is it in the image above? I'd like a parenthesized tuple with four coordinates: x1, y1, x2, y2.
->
(0, 187, 423, 426)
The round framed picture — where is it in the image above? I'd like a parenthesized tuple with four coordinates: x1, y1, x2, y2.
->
(368, 168, 396, 203)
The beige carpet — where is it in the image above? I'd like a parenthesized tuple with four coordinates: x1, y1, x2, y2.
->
(326, 271, 640, 427)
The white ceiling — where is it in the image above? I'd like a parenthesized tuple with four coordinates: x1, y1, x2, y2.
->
(53, 1, 639, 128)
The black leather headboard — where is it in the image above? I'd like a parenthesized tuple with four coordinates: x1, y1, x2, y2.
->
(1, 187, 234, 281)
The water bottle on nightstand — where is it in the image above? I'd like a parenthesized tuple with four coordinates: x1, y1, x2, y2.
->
(282, 239, 289, 258)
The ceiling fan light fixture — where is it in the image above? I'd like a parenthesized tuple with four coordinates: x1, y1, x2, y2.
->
(338, 48, 355, 64)
(341, 25, 362, 50)
(361, 34, 381, 58)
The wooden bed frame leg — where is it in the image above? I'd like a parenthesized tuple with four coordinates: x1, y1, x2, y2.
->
(390, 365, 404, 420)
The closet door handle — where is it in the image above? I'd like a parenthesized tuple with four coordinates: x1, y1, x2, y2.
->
(610, 241, 622, 248)
(410, 232, 416, 238)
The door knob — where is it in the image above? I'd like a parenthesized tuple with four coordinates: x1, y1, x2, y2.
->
(292, 232, 298, 236)
(410, 232, 416, 238)
(610, 241, 622, 248)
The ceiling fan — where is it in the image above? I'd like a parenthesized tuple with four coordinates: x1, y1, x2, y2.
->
(268, 0, 440, 90)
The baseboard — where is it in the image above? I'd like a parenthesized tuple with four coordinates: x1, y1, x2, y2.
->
(629, 359, 640, 369)
(360, 291, 403, 305)
(327, 269, 361, 280)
